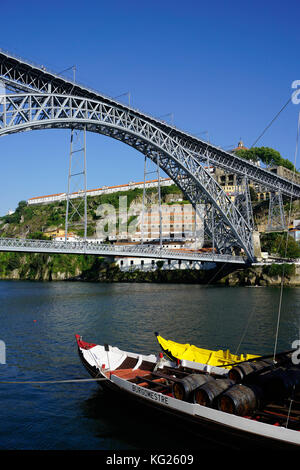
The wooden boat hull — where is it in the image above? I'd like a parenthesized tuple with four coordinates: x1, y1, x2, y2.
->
(75, 335, 300, 450)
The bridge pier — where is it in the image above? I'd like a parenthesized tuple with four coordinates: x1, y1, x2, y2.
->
(266, 191, 287, 232)
(252, 230, 262, 260)
(65, 126, 87, 241)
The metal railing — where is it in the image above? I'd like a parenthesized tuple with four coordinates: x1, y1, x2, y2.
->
(0, 238, 247, 264)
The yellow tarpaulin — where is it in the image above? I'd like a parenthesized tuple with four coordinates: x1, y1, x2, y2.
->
(156, 334, 259, 369)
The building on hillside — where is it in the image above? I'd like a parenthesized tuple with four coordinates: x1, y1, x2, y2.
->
(289, 219, 300, 243)
(115, 256, 216, 272)
(28, 192, 66, 205)
(213, 140, 249, 200)
(96, 203, 205, 248)
(27, 178, 173, 205)
(132, 204, 204, 245)
(44, 228, 78, 241)
(214, 141, 300, 203)
(256, 166, 300, 202)
(269, 165, 300, 186)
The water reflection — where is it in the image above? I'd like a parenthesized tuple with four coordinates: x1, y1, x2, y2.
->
(0, 281, 299, 449)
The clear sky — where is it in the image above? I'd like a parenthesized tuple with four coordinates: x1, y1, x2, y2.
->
(0, 0, 300, 215)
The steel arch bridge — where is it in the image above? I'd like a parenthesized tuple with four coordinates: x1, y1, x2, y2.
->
(0, 92, 255, 259)
(0, 50, 299, 262)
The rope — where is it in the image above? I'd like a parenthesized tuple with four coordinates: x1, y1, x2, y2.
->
(204, 262, 227, 286)
(250, 96, 292, 148)
(235, 305, 256, 356)
(273, 110, 300, 363)
(233, 95, 294, 355)
(0, 377, 108, 384)
(286, 385, 296, 428)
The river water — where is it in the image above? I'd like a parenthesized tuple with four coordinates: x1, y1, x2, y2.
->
(0, 280, 299, 450)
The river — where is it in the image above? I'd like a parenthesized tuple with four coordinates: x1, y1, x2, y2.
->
(0, 281, 299, 450)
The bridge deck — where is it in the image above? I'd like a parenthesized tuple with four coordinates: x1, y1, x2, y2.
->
(0, 49, 299, 198)
(0, 238, 247, 265)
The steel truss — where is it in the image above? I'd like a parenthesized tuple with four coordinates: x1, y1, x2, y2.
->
(0, 93, 255, 259)
(234, 176, 255, 231)
(65, 127, 87, 241)
(266, 191, 287, 232)
(0, 50, 299, 200)
(141, 156, 163, 246)
(0, 237, 247, 264)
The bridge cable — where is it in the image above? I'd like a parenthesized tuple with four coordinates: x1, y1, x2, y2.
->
(204, 262, 226, 287)
(250, 96, 291, 148)
(235, 303, 257, 356)
(273, 109, 300, 363)
(236, 97, 297, 354)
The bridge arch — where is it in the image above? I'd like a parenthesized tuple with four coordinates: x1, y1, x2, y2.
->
(0, 93, 254, 260)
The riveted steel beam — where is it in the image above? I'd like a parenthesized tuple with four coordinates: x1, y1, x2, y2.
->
(0, 50, 299, 199)
(0, 237, 247, 264)
(0, 93, 255, 259)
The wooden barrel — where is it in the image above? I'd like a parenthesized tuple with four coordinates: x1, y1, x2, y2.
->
(193, 378, 234, 407)
(172, 374, 214, 401)
(218, 384, 262, 416)
(257, 367, 300, 399)
(228, 358, 273, 383)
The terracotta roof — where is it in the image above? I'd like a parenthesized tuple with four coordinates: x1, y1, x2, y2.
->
(28, 192, 65, 201)
(28, 178, 172, 202)
(232, 139, 248, 152)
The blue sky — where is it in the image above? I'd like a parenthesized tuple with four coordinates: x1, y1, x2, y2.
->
(0, 0, 300, 215)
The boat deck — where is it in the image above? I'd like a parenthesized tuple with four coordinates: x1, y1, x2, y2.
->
(110, 359, 300, 431)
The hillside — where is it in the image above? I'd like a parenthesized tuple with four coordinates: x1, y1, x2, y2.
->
(1, 183, 299, 242)
(0, 185, 299, 284)
(253, 198, 300, 232)
(0, 184, 182, 239)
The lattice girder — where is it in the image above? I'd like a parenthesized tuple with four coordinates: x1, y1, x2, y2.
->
(0, 93, 254, 259)
(0, 51, 299, 200)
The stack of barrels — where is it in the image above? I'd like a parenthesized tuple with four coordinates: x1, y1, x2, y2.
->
(172, 352, 300, 417)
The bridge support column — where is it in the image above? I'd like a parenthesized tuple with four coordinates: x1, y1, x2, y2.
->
(141, 156, 162, 246)
(252, 230, 262, 260)
(65, 126, 87, 241)
(234, 176, 254, 230)
(266, 191, 287, 232)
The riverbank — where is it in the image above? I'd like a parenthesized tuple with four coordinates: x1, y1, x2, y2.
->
(0, 252, 299, 285)
(218, 263, 300, 287)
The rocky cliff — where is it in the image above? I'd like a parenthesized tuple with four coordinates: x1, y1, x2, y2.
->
(218, 263, 300, 287)
(0, 251, 299, 286)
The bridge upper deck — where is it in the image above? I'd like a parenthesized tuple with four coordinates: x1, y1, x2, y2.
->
(0, 49, 299, 199)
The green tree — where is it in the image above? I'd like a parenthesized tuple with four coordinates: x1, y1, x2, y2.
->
(249, 186, 258, 202)
(1, 200, 28, 224)
(235, 147, 296, 172)
(261, 233, 300, 259)
(156, 260, 164, 269)
(28, 231, 49, 240)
